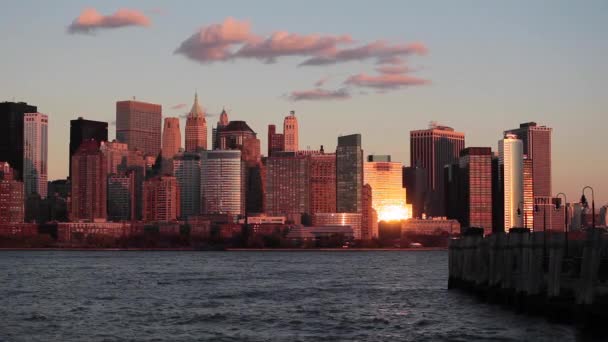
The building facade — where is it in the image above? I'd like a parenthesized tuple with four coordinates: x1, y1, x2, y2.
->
(364, 155, 411, 222)
(283, 111, 298, 152)
(107, 172, 135, 222)
(116, 100, 162, 157)
(143, 176, 180, 222)
(336, 134, 363, 213)
(69, 117, 108, 179)
(265, 152, 309, 222)
(457, 147, 493, 235)
(173, 152, 201, 219)
(212, 109, 229, 150)
(185, 93, 207, 152)
(0, 162, 24, 223)
(308, 153, 336, 214)
(499, 134, 524, 230)
(402, 165, 428, 219)
(23, 112, 48, 198)
(0, 101, 37, 181)
(361, 183, 379, 240)
(200, 150, 244, 216)
(162, 117, 181, 159)
(71, 141, 107, 221)
(312, 213, 362, 240)
(410, 123, 465, 216)
(267, 124, 284, 156)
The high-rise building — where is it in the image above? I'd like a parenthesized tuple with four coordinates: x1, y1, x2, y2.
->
(361, 183, 378, 240)
(265, 152, 309, 222)
(23, 112, 48, 199)
(107, 172, 136, 222)
(336, 134, 363, 213)
(522, 156, 534, 229)
(143, 175, 180, 222)
(402, 166, 428, 218)
(499, 134, 524, 230)
(0, 162, 24, 223)
(116, 99, 162, 156)
(71, 140, 107, 221)
(410, 123, 465, 216)
(267, 124, 284, 156)
(505, 122, 552, 198)
(364, 155, 411, 222)
(212, 109, 229, 150)
(283, 111, 298, 152)
(457, 147, 493, 235)
(308, 152, 336, 214)
(173, 152, 201, 219)
(200, 150, 244, 216)
(0, 101, 37, 181)
(69, 117, 108, 179)
(185, 92, 207, 152)
(162, 117, 181, 159)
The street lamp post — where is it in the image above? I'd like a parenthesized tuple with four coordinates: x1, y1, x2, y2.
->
(556, 192, 568, 257)
(582, 186, 595, 230)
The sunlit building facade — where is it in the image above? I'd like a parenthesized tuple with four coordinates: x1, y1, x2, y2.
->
(312, 212, 362, 240)
(185, 92, 207, 152)
(71, 141, 107, 222)
(116, 100, 162, 157)
(265, 152, 309, 222)
(200, 150, 244, 216)
(69, 117, 107, 179)
(162, 117, 181, 159)
(23, 112, 48, 198)
(283, 111, 298, 152)
(458, 147, 493, 235)
(364, 156, 411, 222)
(499, 134, 523, 230)
(0, 162, 24, 223)
(308, 152, 336, 214)
(143, 176, 180, 222)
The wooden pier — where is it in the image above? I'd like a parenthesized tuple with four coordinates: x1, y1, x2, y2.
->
(448, 228, 608, 327)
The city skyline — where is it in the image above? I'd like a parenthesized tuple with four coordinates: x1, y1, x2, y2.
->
(0, 1, 606, 205)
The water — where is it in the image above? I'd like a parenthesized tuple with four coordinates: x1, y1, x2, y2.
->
(0, 251, 583, 341)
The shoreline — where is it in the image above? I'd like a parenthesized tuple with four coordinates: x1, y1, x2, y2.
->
(0, 247, 447, 252)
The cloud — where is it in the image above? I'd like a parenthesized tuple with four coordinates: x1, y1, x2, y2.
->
(67, 8, 151, 34)
(299, 41, 427, 66)
(171, 103, 187, 110)
(174, 17, 256, 63)
(375, 65, 410, 74)
(288, 88, 351, 101)
(235, 32, 352, 63)
(344, 72, 429, 90)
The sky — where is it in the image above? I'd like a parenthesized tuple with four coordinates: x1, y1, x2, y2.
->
(1, 0, 607, 204)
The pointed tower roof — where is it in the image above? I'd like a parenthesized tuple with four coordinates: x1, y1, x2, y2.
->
(189, 92, 205, 118)
(219, 107, 229, 126)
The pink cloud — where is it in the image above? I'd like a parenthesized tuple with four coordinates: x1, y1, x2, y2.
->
(314, 76, 330, 87)
(288, 88, 351, 101)
(68, 8, 151, 34)
(174, 17, 255, 63)
(344, 73, 429, 89)
(171, 103, 187, 110)
(235, 32, 352, 63)
(300, 41, 428, 66)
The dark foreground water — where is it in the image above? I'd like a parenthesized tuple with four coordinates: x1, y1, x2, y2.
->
(0, 251, 584, 341)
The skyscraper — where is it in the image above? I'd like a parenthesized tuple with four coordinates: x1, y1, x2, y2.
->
(0, 162, 24, 223)
(0, 101, 37, 181)
(212, 109, 229, 150)
(71, 140, 107, 221)
(219, 120, 257, 150)
(185, 92, 207, 152)
(410, 123, 465, 216)
(116, 99, 162, 156)
(143, 175, 180, 222)
(499, 134, 524, 230)
(364, 155, 411, 222)
(522, 156, 534, 229)
(265, 152, 309, 222)
(162, 117, 182, 159)
(267, 124, 284, 156)
(402, 166, 428, 219)
(200, 150, 244, 216)
(336, 134, 363, 213)
(308, 152, 336, 214)
(505, 122, 552, 198)
(23, 112, 48, 199)
(107, 172, 136, 222)
(283, 111, 298, 152)
(173, 152, 201, 219)
(457, 147, 493, 234)
(69, 117, 108, 179)
(361, 183, 378, 240)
